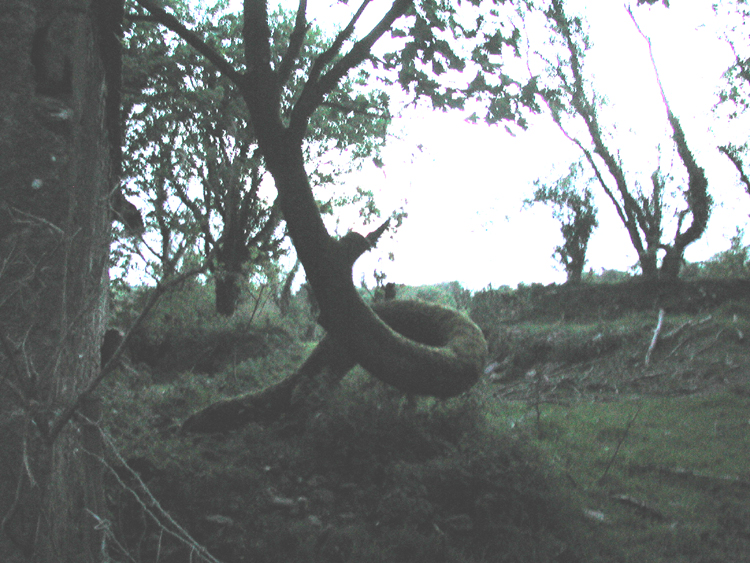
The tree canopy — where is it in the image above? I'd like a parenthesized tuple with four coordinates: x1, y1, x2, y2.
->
(526, 160, 598, 283)
(518, 0, 711, 279)
(119, 0, 398, 314)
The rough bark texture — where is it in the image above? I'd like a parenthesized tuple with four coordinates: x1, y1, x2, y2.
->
(0, 0, 118, 560)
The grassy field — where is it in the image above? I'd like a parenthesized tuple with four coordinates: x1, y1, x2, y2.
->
(487, 392, 750, 562)
(98, 289, 750, 562)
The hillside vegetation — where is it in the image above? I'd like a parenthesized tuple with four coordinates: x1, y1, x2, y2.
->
(100, 278, 750, 562)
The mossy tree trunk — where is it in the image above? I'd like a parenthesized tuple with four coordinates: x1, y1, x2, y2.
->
(0, 0, 121, 560)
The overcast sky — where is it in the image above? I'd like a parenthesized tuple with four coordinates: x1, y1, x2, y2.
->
(314, 0, 750, 291)
(219, 0, 749, 292)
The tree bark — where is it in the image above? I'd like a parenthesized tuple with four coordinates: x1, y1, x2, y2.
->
(0, 0, 120, 560)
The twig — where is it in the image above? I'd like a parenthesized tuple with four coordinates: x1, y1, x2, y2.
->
(0, 420, 34, 556)
(85, 509, 139, 563)
(598, 403, 641, 484)
(666, 314, 712, 340)
(630, 463, 750, 490)
(0, 332, 29, 407)
(645, 309, 665, 366)
(666, 315, 714, 358)
(534, 369, 543, 438)
(692, 328, 727, 358)
(48, 260, 212, 442)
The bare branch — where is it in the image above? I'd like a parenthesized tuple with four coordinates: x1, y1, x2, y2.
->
(543, 0, 661, 268)
(247, 197, 282, 248)
(0, 336, 30, 416)
(548, 109, 629, 228)
(628, 5, 710, 251)
(83, 421, 226, 563)
(321, 0, 411, 96)
(366, 217, 391, 247)
(598, 402, 642, 483)
(645, 308, 665, 365)
(309, 0, 373, 84)
(133, 0, 244, 87)
(172, 177, 214, 246)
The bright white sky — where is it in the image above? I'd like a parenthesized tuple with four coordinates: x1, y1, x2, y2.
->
(225, 0, 749, 292)
(315, 0, 750, 291)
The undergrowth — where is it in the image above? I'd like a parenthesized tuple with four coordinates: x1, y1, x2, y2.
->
(102, 372, 607, 563)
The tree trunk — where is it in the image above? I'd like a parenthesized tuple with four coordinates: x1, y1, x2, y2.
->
(0, 1, 120, 560)
(262, 141, 486, 398)
(566, 264, 583, 284)
(182, 299, 482, 433)
(660, 247, 683, 280)
(639, 251, 659, 280)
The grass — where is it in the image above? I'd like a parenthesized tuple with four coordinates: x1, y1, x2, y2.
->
(97, 294, 750, 563)
(485, 391, 750, 562)
(102, 365, 610, 563)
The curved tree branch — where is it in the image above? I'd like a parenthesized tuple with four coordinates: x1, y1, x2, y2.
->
(131, 0, 487, 424)
(288, 0, 412, 140)
(181, 296, 485, 433)
(719, 145, 750, 195)
(133, 0, 244, 87)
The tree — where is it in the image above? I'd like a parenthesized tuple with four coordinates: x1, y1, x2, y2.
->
(0, 1, 122, 559)
(530, 0, 710, 280)
(714, 0, 750, 120)
(130, 0, 492, 430)
(120, 1, 393, 315)
(719, 144, 750, 196)
(525, 160, 598, 283)
(701, 228, 750, 279)
(714, 1, 750, 198)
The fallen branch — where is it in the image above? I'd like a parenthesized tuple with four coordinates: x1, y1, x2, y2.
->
(630, 463, 750, 491)
(644, 309, 665, 366)
(611, 494, 667, 521)
(598, 403, 641, 484)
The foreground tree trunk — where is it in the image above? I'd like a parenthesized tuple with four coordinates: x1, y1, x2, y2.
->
(0, 1, 121, 560)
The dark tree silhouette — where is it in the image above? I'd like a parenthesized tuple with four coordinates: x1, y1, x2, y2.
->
(535, 0, 710, 279)
(526, 161, 598, 283)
